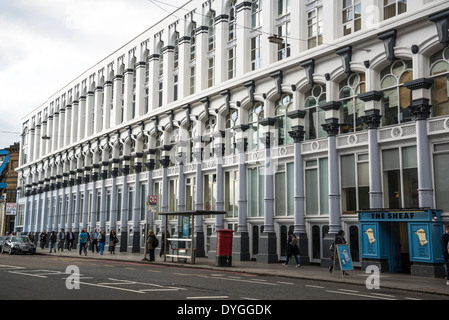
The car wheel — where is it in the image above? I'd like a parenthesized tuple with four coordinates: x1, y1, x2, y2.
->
(8, 248, 13, 255)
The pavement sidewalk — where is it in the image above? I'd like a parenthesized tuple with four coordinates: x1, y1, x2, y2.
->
(36, 247, 449, 297)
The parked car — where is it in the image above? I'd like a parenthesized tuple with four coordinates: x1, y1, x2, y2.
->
(0, 236, 6, 251)
(1, 236, 36, 255)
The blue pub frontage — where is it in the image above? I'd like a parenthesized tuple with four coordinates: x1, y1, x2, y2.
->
(358, 209, 444, 277)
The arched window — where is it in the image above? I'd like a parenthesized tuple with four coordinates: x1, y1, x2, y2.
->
(248, 102, 264, 151)
(380, 60, 413, 126)
(275, 94, 294, 146)
(22, 128, 29, 165)
(228, 1, 237, 41)
(225, 109, 239, 156)
(155, 132, 162, 169)
(339, 73, 366, 133)
(208, 14, 215, 52)
(204, 117, 216, 160)
(430, 47, 449, 117)
(304, 84, 327, 140)
(187, 122, 196, 163)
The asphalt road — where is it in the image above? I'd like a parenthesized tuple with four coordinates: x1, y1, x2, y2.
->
(0, 254, 446, 307)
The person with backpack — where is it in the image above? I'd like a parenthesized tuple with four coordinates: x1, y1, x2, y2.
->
(282, 230, 300, 268)
(147, 230, 158, 262)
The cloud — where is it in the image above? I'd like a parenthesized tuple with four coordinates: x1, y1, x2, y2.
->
(0, 0, 186, 149)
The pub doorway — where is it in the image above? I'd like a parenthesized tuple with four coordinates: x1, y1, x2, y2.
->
(386, 222, 411, 273)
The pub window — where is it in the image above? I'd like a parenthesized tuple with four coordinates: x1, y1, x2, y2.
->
(382, 146, 418, 209)
(341, 153, 369, 214)
(305, 158, 328, 215)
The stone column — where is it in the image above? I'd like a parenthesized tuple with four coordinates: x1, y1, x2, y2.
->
(131, 154, 143, 253)
(405, 78, 435, 209)
(320, 101, 342, 268)
(257, 118, 277, 263)
(359, 91, 384, 210)
(119, 160, 129, 252)
(288, 110, 309, 265)
(193, 138, 205, 257)
(233, 125, 250, 261)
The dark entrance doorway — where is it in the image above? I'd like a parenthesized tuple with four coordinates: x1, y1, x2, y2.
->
(387, 222, 411, 273)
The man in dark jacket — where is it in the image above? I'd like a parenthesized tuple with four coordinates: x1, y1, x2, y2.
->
(440, 226, 449, 285)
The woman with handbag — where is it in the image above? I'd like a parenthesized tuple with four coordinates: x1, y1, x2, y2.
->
(109, 229, 118, 254)
(282, 230, 300, 268)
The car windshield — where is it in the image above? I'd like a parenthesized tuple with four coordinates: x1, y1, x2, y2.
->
(0, 236, 6, 241)
(12, 237, 30, 243)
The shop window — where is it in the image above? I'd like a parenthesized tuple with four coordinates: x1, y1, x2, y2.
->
(382, 146, 418, 209)
(248, 167, 265, 217)
(341, 153, 369, 214)
(305, 158, 328, 215)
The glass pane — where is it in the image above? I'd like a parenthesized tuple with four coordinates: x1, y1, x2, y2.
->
(319, 158, 329, 215)
(434, 153, 449, 212)
(306, 169, 318, 215)
(402, 146, 417, 169)
(383, 149, 400, 171)
(341, 154, 356, 188)
(275, 172, 286, 216)
(287, 163, 294, 216)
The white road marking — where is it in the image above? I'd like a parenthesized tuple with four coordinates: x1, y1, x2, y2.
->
(305, 285, 325, 289)
(186, 296, 229, 300)
(325, 290, 397, 300)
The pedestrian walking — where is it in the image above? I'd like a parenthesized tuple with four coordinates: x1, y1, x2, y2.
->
(99, 230, 106, 255)
(90, 228, 99, 253)
(282, 230, 300, 268)
(40, 231, 47, 249)
(329, 230, 347, 274)
(66, 229, 75, 251)
(49, 231, 57, 253)
(109, 229, 118, 254)
(147, 230, 156, 262)
(79, 229, 88, 256)
(441, 226, 449, 285)
(29, 232, 35, 244)
(58, 229, 65, 251)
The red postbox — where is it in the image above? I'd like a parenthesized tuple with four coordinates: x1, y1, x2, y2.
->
(216, 229, 234, 267)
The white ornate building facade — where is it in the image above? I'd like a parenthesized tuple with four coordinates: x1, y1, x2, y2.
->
(16, 0, 449, 271)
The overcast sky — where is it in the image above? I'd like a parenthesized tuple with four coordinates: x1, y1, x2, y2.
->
(0, 0, 186, 149)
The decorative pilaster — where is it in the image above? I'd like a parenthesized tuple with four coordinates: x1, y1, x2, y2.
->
(288, 108, 309, 265)
(257, 118, 277, 263)
(405, 78, 435, 209)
